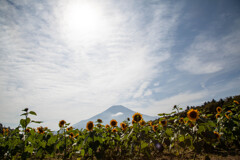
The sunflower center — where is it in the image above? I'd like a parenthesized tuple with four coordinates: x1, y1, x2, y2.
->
(214, 132, 220, 139)
(88, 123, 93, 129)
(153, 125, 158, 131)
(134, 115, 141, 122)
(111, 121, 116, 126)
(190, 111, 197, 118)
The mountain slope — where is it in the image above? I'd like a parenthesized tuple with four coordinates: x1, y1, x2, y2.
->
(73, 105, 157, 129)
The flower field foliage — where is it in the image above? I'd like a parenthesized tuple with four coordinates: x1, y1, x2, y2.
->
(1, 97, 240, 159)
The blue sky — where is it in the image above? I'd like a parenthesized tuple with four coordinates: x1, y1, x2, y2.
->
(0, 0, 240, 130)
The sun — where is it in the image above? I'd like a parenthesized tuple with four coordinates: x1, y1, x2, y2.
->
(64, 2, 101, 33)
(59, 1, 109, 46)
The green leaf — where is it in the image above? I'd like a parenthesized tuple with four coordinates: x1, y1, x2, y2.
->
(88, 148, 92, 155)
(40, 141, 46, 148)
(208, 121, 216, 128)
(27, 136, 34, 143)
(80, 149, 85, 157)
(20, 118, 31, 128)
(165, 128, 173, 136)
(29, 111, 37, 116)
(20, 119, 26, 128)
(25, 145, 34, 153)
(197, 125, 205, 134)
(132, 135, 137, 141)
(207, 114, 213, 117)
(141, 141, 148, 149)
(48, 135, 57, 145)
(26, 117, 31, 125)
(32, 120, 43, 124)
(158, 113, 165, 116)
(178, 136, 184, 142)
(171, 111, 176, 114)
(21, 113, 28, 116)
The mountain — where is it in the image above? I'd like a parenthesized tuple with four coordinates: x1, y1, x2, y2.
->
(73, 105, 157, 129)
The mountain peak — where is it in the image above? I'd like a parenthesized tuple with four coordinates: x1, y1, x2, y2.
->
(105, 105, 131, 113)
(73, 105, 157, 129)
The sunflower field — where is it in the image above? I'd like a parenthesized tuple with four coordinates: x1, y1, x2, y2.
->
(0, 100, 240, 159)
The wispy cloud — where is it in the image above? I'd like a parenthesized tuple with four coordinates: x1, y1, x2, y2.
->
(0, 0, 180, 129)
(176, 18, 240, 74)
(139, 77, 240, 116)
(141, 90, 209, 115)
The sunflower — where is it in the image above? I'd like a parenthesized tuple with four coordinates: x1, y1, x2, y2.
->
(216, 114, 220, 119)
(225, 114, 230, 119)
(69, 132, 74, 139)
(37, 126, 45, 134)
(184, 120, 194, 127)
(228, 110, 232, 113)
(59, 120, 66, 128)
(120, 122, 127, 131)
(74, 133, 79, 138)
(160, 119, 167, 127)
(179, 118, 184, 124)
(66, 126, 73, 131)
(26, 128, 30, 133)
(188, 121, 194, 128)
(132, 120, 136, 125)
(152, 125, 158, 132)
(97, 119, 103, 123)
(140, 120, 146, 126)
(110, 119, 118, 127)
(216, 107, 222, 113)
(187, 109, 199, 122)
(105, 124, 110, 129)
(214, 131, 221, 139)
(6, 129, 9, 135)
(97, 124, 102, 128)
(112, 128, 117, 133)
(149, 121, 153, 126)
(3, 128, 9, 135)
(233, 100, 239, 105)
(225, 110, 232, 119)
(132, 112, 142, 123)
(86, 121, 94, 131)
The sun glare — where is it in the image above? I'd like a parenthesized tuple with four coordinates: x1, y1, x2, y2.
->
(60, 1, 109, 46)
(65, 4, 100, 33)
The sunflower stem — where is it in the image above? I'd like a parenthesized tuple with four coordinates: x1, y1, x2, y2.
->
(138, 123, 141, 158)
(91, 131, 94, 160)
(64, 128, 66, 160)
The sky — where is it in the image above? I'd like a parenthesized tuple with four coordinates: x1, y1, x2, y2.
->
(0, 0, 240, 130)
